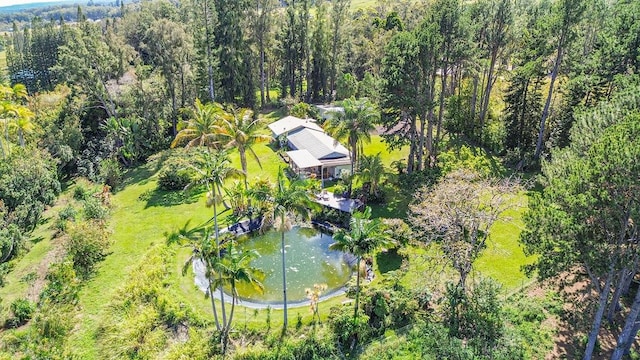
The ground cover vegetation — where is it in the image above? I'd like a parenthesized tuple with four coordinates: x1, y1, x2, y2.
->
(0, 0, 638, 358)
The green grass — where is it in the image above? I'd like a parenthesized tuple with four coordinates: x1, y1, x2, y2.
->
(391, 192, 533, 294)
(0, 112, 532, 355)
(363, 136, 408, 168)
(351, 0, 377, 10)
(475, 195, 534, 291)
(0, 224, 56, 314)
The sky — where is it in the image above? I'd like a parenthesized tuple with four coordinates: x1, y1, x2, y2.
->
(0, 0, 60, 7)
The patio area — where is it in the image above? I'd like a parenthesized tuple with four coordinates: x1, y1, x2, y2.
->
(313, 190, 363, 213)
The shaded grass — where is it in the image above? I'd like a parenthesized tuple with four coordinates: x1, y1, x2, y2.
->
(395, 193, 532, 294)
(475, 195, 534, 291)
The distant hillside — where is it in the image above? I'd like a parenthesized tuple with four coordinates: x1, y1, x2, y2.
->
(0, 0, 126, 30)
(0, 1, 84, 14)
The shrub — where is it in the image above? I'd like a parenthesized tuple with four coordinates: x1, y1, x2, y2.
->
(55, 205, 77, 233)
(99, 158, 122, 188)
(40, 261, 80, 305)
(329, 305, 372, 351)
(157, 156, 195, 191)
(437, 145, 505, 178)
(8, 298, 35, 327)
(64, 221, 111, 279)
(83, 197, 109, 221)
(73, 183, 92, 200)
(158, 166, 193, 191)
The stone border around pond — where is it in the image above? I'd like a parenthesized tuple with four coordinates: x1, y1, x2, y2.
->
(192, 218, 355, 309)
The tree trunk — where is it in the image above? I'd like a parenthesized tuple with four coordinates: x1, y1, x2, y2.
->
(213, 199, 228, 330)
(470, 74, 478, 121)
(204, 0, 215, 101)
(222, 290, 237, 354)
(208, 277, 221, 331)
(583, 270, 614, 360)
(436, 65, 447, 151)
(281, 225, 288, 328)
(417, 110, 426, 173)
(612, 285, 640, 360)
(170, 84, 178, 137)
(535, 34, 565, 160)
(608, 268, 629, 323)
(240, 148, 248, 190)
(479, 51, 498, 139)
(354, 256, 361, 324)
(260, 40, 266, 108)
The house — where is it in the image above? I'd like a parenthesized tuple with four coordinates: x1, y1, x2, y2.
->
(269, 116, 351, 181)
(315, 105, 344, 121)
(267, 115, 323, 138)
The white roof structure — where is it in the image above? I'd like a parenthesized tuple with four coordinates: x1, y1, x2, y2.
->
(315, 105, 344, 120)
(286, 149, 323, 169)
(313, 191, 363, 213)
(287, 128, 350, 160)
(268, 116, 323, 137)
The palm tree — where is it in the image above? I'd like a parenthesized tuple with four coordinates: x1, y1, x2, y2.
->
(13, 107, 35, 147)
(168, 224, 223, 331)
(357, 152, 385, 199)
(267, 169, 318, 329)
(213, 241, 264, 352)
(189, 149, 244, 327)
(330, 206, 390, 324)
(324, 97, 379, 178)
(171, 99, 225, 149)
(216, 105, 271, 189)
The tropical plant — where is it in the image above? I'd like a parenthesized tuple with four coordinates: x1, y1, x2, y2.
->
(187, 149, 244, 329)
(330, 206, 391, 324)
(356, 152, 385, 199)
(171, 99, 224, 149)
(324, 97, 379, 194)
(265, 169, 318, 329)
(213, 240, 264, 351)
(0, 83, 33, 157)
(216, 105, 271, 189)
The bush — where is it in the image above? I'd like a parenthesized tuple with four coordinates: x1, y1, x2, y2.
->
(8, 298, 35, 327)
(236, 330, 339, 360)
(64, 221, 111, 279)
(55, 205, 77, 233)
(329, 305, 372, 351)
(99, 158, 122, 188)
(40, 261, 80, 305)
(83, 197, 109, 221)
(158, 165, 193, 191)
(73, 183, 92, 201)
(437, 145, 505, 178)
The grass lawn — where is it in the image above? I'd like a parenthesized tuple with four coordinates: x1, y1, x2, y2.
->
(383, 192, 533, 295)
(1, 110, 532, 355)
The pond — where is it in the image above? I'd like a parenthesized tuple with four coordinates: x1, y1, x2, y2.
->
(194, 225, 353, 305)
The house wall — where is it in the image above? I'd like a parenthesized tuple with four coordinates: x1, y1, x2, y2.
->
(333, 165, 351, 178)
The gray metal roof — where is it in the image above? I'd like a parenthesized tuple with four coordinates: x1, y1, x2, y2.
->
(286, 149, 323, 169)
(268, 116, 323, 137)
(287, 128, 350, 160)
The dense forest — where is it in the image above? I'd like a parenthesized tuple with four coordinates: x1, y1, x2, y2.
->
(0, 0, 638, 358)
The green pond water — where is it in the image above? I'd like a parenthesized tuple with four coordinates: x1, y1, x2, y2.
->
(233, 226, 352, 303)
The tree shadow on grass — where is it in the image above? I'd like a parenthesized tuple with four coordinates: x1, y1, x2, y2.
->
(118, 151, 173, 190)
(140, 188, 202, 209)
(376, 248, 403, 274)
